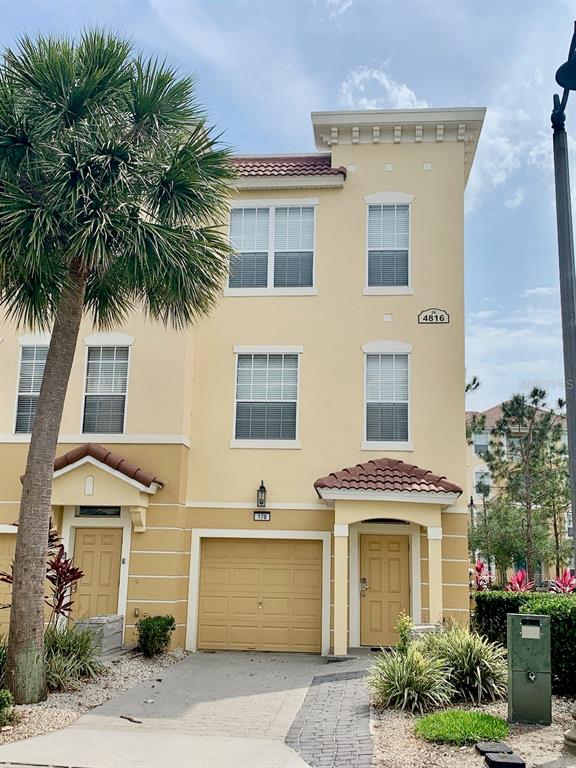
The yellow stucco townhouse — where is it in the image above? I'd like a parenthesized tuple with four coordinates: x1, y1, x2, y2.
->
(0, 106, 485, 657)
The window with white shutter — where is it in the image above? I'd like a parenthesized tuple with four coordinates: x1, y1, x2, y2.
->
(273, 206, 314, 287)
(365, 353, 409, 442)
(229, 205, 315, 290)
(367, 204, 409, 287)
(15, 346, 48, 433)
(235, 354, 299, 440)
(83, 346, 129, 433)
(229, 208, 269, 288)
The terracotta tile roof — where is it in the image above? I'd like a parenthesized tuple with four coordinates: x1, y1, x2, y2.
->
(466, 403, 566, 430)
(233, 154, 346, 178)
(314, 458, 462, 496)
(52, 443, 164, 489)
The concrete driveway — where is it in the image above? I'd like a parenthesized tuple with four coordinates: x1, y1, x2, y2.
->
(0, 652, 370, 768)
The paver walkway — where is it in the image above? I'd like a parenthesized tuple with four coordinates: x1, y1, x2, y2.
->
(286, 670, 372, 768)
(0, 652, 371, 768)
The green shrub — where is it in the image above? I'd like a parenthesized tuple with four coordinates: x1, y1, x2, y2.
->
(0, 689, 13, 727)
(419, 625, 507, 704)
(474, 591, 576, 695)
(415, 710, 509, 746)
(473, 591, 529, 644)
(368, 645, 453, 714)
(520, 594, 576, 695)
(136, 615, 176, 657)
(395, 612, 413, 654)
(44, 626, 103, 691)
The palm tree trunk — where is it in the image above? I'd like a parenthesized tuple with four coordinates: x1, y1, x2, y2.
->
(6, 269, 86, 704)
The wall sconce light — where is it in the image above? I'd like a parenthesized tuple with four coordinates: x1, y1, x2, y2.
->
(256, 481, 267, 508)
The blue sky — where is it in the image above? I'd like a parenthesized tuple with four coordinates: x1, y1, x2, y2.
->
(1, 0, 574, 411)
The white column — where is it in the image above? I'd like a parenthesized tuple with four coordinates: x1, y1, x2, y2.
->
(333, 523, 349, 656)
(427, 526, 443, 624)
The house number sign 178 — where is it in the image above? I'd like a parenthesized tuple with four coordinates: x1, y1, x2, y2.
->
(254, 511, 271, 521)
(418, 308, 450, 324)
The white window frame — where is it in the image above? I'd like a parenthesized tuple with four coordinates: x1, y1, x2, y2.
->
(363, 192, 414, 296)
(225, 198, 318, 297)
(82, 345, 131, 435)
(473, 432, 490, 456)
(230, 344, 302, 449)
(474, 470, 491, 494)
(361, 340, 413, 451)
(14, 344, 49, 434)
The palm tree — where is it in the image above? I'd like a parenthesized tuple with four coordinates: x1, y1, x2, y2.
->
(0, 31, 234, 703)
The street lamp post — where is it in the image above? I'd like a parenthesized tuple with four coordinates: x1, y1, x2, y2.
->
(552, 21, 576, 752)
(553, 22, 576, 577)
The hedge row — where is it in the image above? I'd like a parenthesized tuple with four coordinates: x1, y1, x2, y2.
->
(473, 591, 576, 694)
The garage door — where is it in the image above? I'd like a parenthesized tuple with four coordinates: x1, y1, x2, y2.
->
(0, 536, 16, 632)
(198, 538, 322, 653)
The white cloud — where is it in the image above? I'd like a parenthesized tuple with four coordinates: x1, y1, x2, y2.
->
(465, 107, 528, 213)
(468, 310, 499, 321)
(505, 187, 525, 208)
(149, 0, 322, 141)
(340, 66, 429, 111)
(326, 0, 353, 18)
(522, 286, 558, 297)
(466, 301, 563, 410)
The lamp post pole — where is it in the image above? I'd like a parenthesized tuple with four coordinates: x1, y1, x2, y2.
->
(553, 22, 576, 577)
(553, 21, 576, 753)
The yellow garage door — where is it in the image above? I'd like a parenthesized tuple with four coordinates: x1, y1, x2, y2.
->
(198, 538, 322, 653)
(0, 536, 15, 632)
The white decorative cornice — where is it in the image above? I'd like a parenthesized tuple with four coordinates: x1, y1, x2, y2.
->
(311, 107, 486, 183)
(84, 332, 134, 346)
(362, 340, 413, 355)
(234, 174, 344, 191)
(18, 332, 50, 346)
(364, 191, 414, 205)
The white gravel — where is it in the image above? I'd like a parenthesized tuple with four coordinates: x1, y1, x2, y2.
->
(0, 649, 187, 745)
(372, 696, 576, 767)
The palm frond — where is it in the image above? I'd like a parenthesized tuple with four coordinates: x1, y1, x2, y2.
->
(129, 56, 198, 136)
(1, 28, 233, 332)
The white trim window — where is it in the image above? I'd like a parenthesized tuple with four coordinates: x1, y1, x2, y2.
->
(367, 204, 410, 287)
(15, 345, 48, 433)
(473, 432, 489, 456)
(365, 353, 409, 442)
(474, 470, 491, 495)
(229, 205, 315, 290)
(235, 353, 299, 440)
(83, 346, 129, 433)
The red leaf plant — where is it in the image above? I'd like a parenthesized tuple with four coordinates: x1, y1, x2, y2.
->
(475, 559, 491, 591)
(505, 569, 535, 592)
(549, 568, 576, 594)
(0, 521, 84, 627)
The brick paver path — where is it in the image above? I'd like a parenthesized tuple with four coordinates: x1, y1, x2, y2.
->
(286, 669, 373, 768)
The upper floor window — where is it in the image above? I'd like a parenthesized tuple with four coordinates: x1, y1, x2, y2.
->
(235, 353, 299, 441)
(367, 204, 409, 287)
(229, 205, 314, 290)
(475, 470, 491, 495)
(15, 346, 48, 433)
(365, 353, 409, 443)
(473, 433, 489, 456)
(83, 346, 129, 433)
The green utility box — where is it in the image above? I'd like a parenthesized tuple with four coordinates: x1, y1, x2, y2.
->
(507, 613, 551, 725)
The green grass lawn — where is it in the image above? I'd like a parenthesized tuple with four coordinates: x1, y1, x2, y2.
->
(415, 710, 509, 746)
